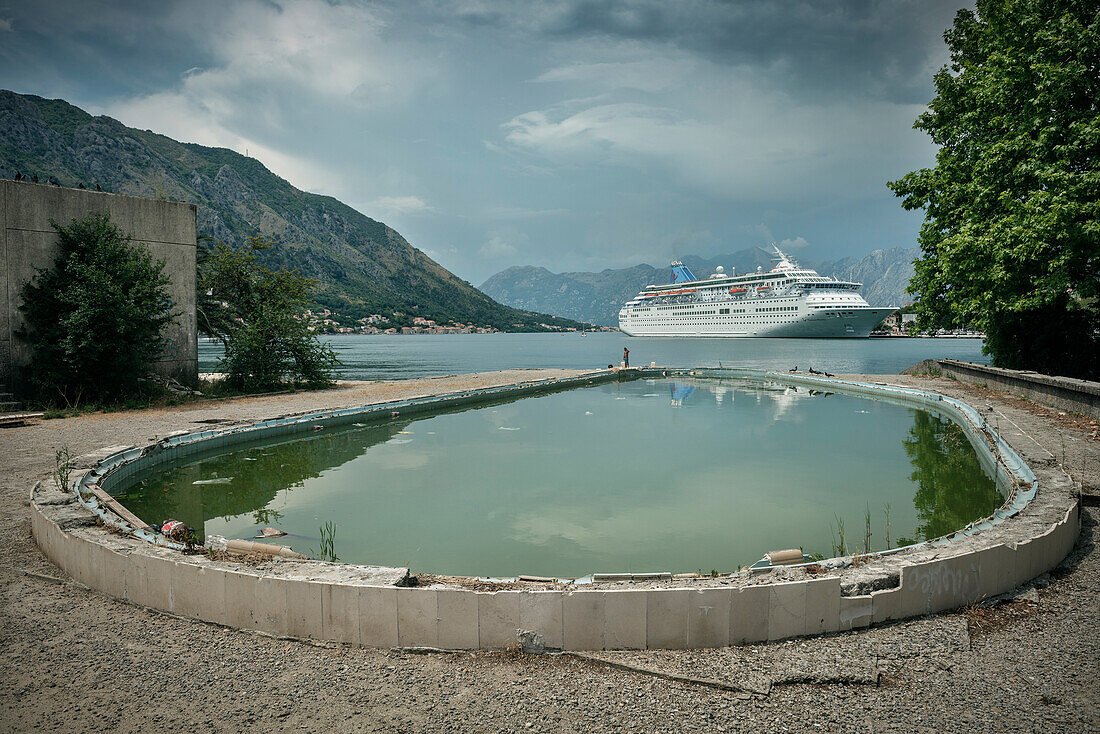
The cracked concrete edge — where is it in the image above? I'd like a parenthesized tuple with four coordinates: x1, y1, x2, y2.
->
(28, 369, 1083, 650)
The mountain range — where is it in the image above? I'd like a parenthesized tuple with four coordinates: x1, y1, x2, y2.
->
(0, 90, 582, 331)
(481, 248, 918, 326)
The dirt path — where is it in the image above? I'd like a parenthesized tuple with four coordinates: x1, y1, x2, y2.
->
(1, 371, 1097, 732)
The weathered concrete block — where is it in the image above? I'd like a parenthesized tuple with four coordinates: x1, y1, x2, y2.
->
(730, 585, 769, 644)
(977, 544, 1017, 601)
(767, 581, 806, 641)
(171, 561, 227, 625)
(562, 590, 605, 651)
(519, 591, 563, 650)
(901, 554, 980, 616)
(645, 589, 690, 649)
(839, 595, 872, 631)
(870, 586, 904, 623)
(396, 588, 437, 648)
(286, 579, 324, 640)
(437, 589, 478, 650)
(478, 592, 521, 649)
(224, 570, 260, 631)
(603, 590, 646, 650)
(804, 577, 841, 635)
(251, 574, 289, 635)
(143, 551, 176, 612)
(97, 546, 128, 600)
(687, 588, 730, 649)
(359, 586, 398, 648)
(322, 583, 360, 644)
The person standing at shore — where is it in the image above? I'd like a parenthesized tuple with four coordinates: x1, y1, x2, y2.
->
(623, 347, 629, 367)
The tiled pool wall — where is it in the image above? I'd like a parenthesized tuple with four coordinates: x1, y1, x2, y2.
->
(31, 368, 1081, 650)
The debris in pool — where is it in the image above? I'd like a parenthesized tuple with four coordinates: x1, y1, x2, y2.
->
(193, 478, 232, 485)
(256, 527, 287, 538)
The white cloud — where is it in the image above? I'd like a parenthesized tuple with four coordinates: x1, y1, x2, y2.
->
(778, 236, 809, 250)
(534, 58, 696, 92)
(501, 76, 931, 202)
(107, 92, 335, 194)
(366, 196, 435, 217)
(478, 235, 518, 259)
(105, 0, 436, 196)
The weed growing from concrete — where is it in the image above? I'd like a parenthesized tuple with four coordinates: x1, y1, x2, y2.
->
(831, 515, 847, 557)
(52, 447, 73, 493)
(318, 521, 338, 562)
(883, 503, 892, 549)
(863, 504, 873, 554)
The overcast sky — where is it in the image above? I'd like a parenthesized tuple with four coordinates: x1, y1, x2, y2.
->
(0, 0, 964, 282)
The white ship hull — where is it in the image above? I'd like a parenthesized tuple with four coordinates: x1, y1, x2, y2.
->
(620, 306, 894, 338)
(618, 248, 896, 339)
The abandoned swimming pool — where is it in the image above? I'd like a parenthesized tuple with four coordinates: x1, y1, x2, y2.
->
(110, 376, 1005, 578)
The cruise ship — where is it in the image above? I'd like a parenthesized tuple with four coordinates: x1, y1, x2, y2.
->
(618, 246, 896, 338)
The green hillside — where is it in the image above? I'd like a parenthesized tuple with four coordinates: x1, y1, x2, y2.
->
(0, 90, 583, 331)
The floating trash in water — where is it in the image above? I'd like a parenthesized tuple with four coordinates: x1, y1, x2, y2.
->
(243, 457, 258, 461)
(585, 411, 593, 415)
(390, 439, 413, 444)
(498, 426, 521, 431)
(353, 423, 366, 427)
(855, 410, 870, 414)
(193, 477, 232, 485)
(255, 527, 287, 538)
(426, 431, 435, 435)
(643, 393, 661, 397)
(398, 431, 413, 434)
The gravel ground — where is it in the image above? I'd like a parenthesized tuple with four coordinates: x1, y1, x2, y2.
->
(1, 371, 1098, 732)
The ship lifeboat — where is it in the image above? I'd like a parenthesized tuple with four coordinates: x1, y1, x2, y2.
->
(729, 287, 747, 294)
(757, 285, 771, 291)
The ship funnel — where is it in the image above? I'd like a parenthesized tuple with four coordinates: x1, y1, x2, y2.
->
(669, 261, 697, 284)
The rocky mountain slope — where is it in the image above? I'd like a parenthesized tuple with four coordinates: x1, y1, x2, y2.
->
(0, 90, 581, 330)
(482, 248, 917, 326)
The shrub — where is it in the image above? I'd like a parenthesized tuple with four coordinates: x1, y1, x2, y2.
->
(17, 212, 174, 407)
(199, 236, 339, 390)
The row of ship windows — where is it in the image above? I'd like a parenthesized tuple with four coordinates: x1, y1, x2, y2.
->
(626, 305, 796, 317)
(628, 318, 801, 323)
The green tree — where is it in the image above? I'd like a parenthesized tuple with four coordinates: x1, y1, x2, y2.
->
(889, 0, 1099, 378)
(199, 236, 339, 390)
(17, 212, 174, 407)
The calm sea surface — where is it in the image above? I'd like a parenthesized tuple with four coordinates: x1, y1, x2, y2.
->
(120, 377, 1002, 577)
(200, 333, 988, 380)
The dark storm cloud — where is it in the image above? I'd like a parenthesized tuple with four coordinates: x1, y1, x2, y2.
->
(442, 0, 964, 103)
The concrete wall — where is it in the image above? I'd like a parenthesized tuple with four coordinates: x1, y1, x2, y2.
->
(30, 484, 1081, 651)
(937, 360, 1099, 419)
(0, 180, 197, 392)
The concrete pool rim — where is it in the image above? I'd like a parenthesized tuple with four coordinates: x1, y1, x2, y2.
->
(30, 367, 1081, 650)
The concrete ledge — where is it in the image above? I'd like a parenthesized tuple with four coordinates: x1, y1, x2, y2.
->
(30, 369, 1082, 650)
(935, 359, 1099, 419)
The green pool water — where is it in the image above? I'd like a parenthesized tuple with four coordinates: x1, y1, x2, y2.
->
(115, 379, 1004, 577)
